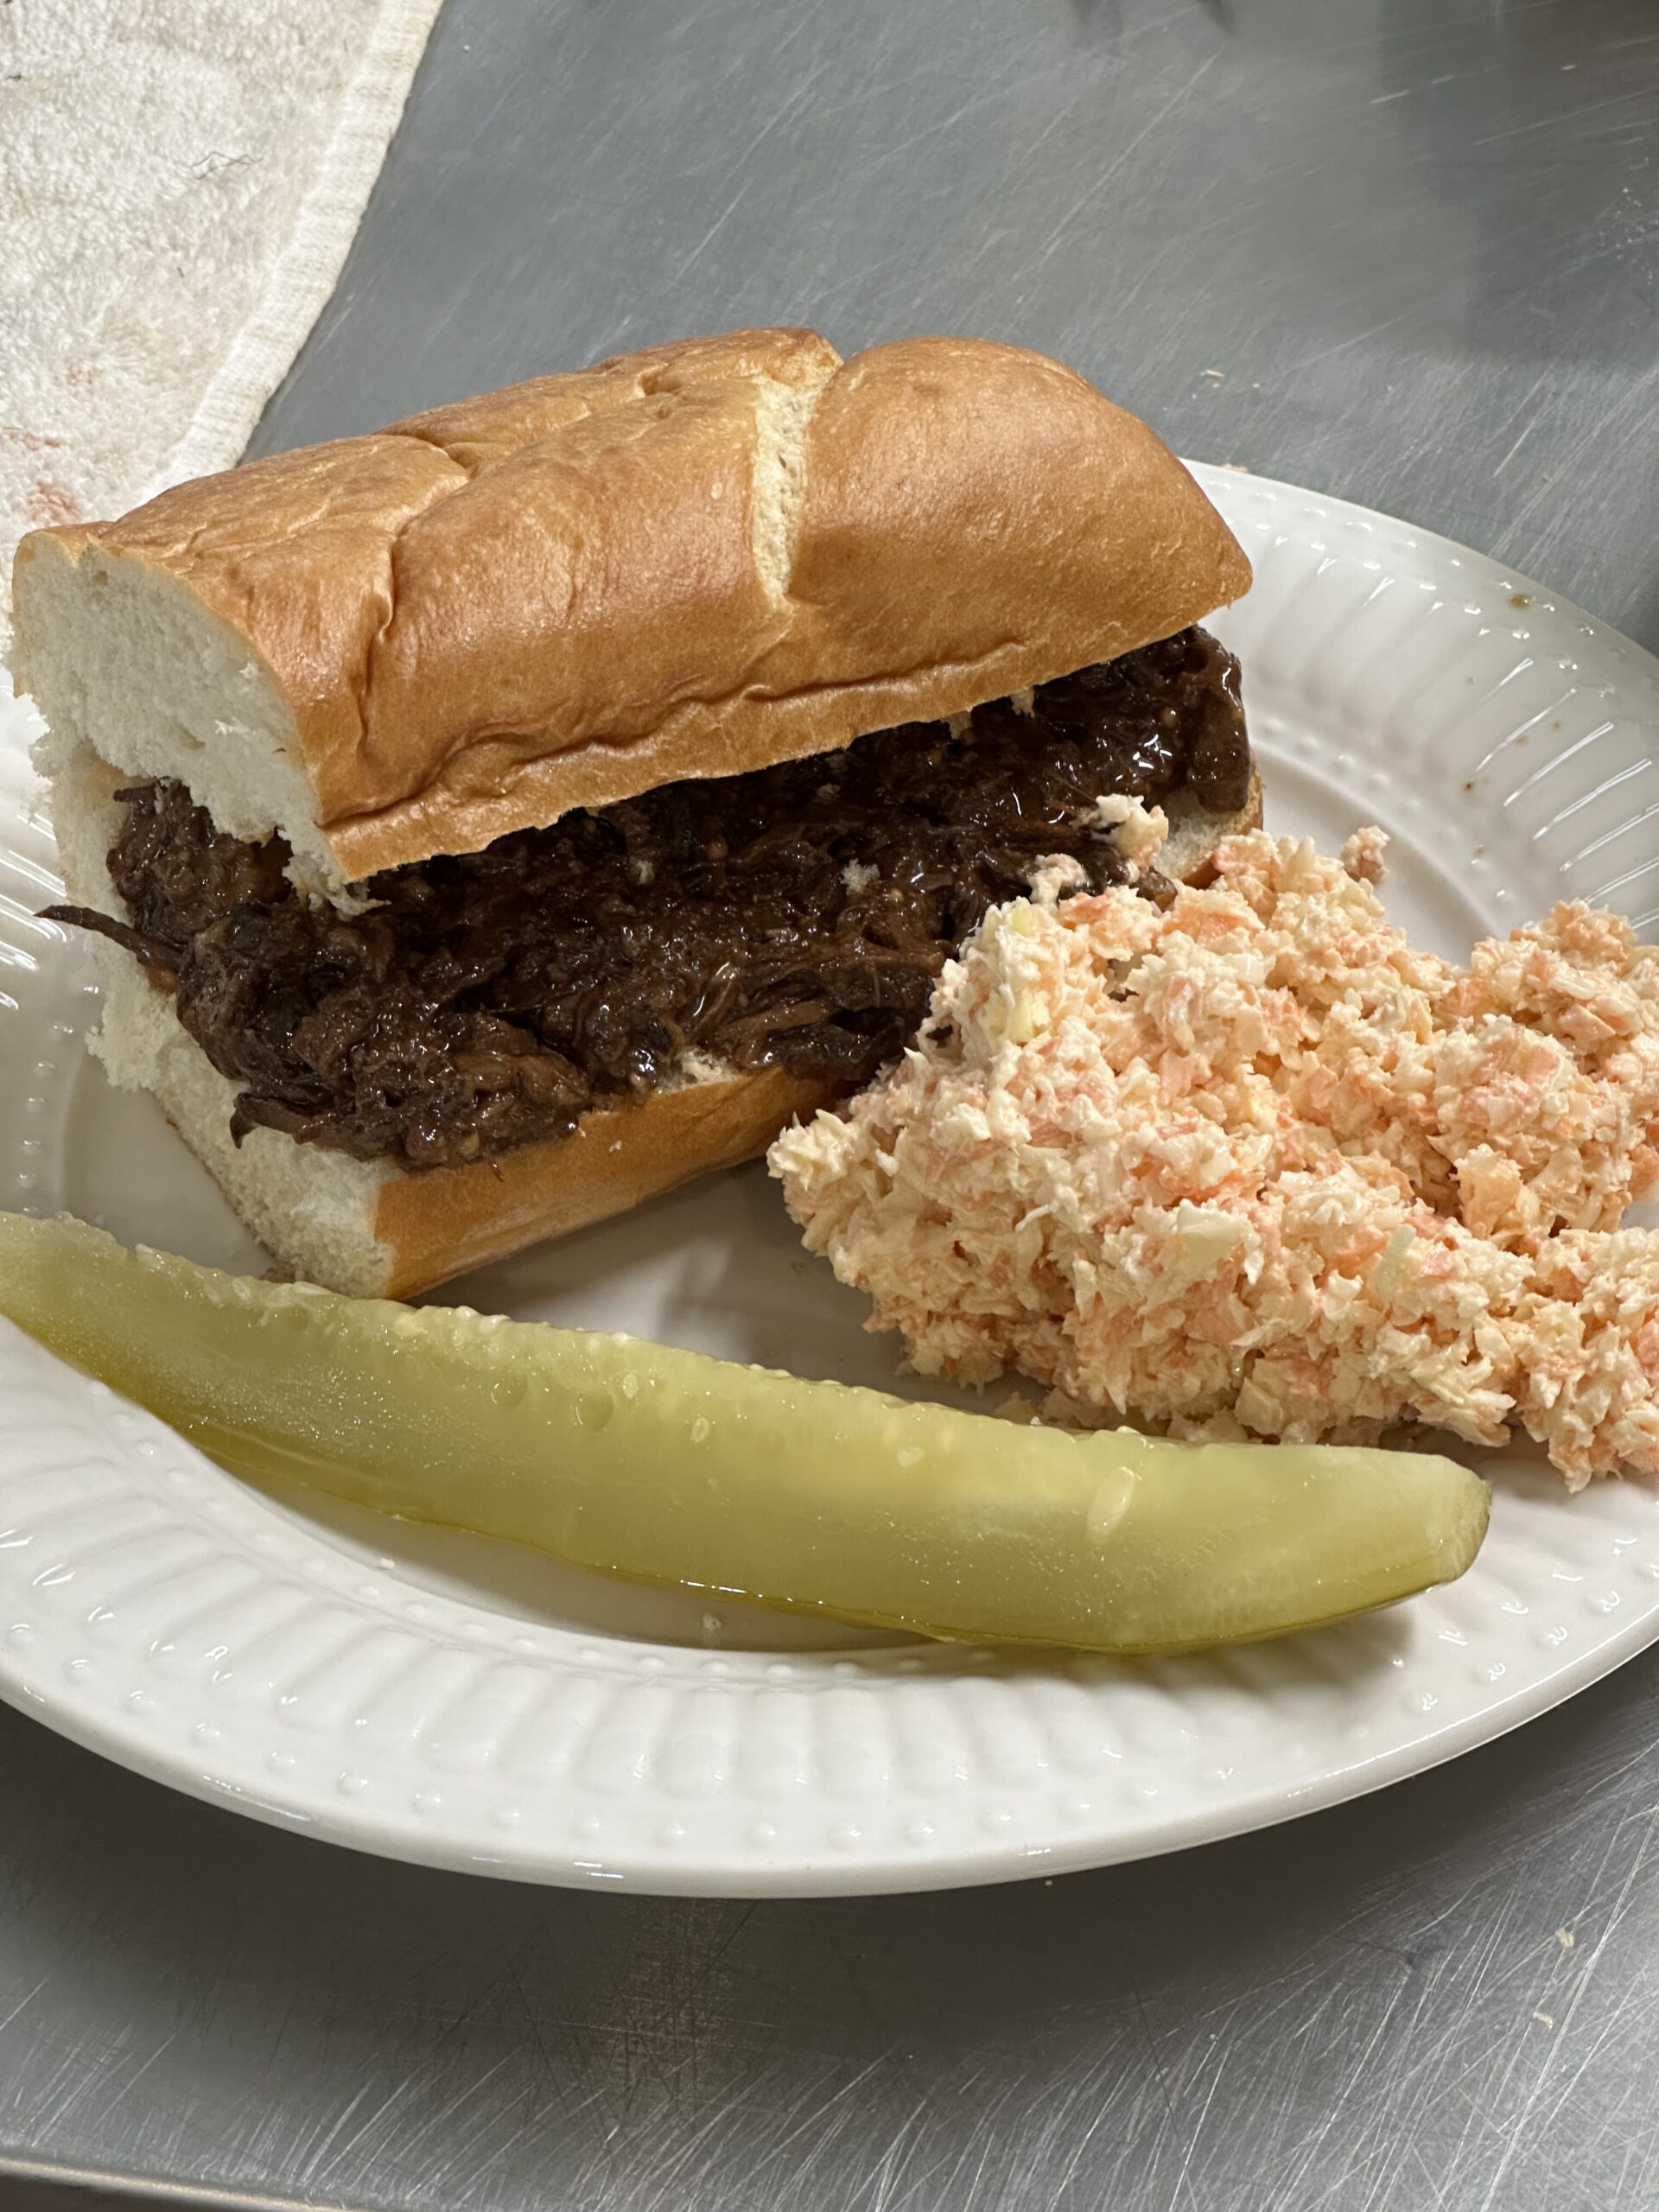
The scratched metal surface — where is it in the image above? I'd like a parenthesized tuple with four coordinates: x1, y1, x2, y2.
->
(3, 0, 1659, 2206)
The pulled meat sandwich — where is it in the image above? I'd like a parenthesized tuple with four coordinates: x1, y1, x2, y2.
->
(14, 326, 1257, 1297)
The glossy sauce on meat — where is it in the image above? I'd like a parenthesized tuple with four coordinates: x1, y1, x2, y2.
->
(54, 627, 1249, 1169)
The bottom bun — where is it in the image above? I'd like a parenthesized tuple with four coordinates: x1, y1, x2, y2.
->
(1160, 766, 1262, 885)
(52, 743, 1260, 1300)
(90, 957, 837, 1300)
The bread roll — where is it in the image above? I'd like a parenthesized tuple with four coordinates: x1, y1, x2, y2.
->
(19, 326, 1257, 1298)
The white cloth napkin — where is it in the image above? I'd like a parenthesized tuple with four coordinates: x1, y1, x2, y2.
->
(0, 0, 442, 682)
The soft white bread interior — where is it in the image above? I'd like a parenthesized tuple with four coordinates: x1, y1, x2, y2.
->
(48, 743, 1260, 1299)
(13, 327, 1250, 901)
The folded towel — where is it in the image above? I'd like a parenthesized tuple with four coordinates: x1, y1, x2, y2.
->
(1, 0, 443, 669)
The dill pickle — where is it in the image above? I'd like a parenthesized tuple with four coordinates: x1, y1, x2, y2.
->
(0, 1212, 1489, 1652)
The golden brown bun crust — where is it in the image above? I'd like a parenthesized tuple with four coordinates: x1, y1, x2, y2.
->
(763, 339, 1243, 695)
(375, 1065, 839, 1299)
(22, 327, 1249, 883)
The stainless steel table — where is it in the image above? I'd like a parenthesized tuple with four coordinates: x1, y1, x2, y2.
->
(4, 3, 1658, 2206)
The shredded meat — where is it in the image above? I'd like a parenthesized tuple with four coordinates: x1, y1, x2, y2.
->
(49, 626, 1250, 1170)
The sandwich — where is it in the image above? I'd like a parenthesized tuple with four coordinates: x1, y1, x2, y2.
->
(12, 326, 1258, 1300)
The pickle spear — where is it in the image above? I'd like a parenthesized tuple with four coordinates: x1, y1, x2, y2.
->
(0, 1212, 1489, 1652)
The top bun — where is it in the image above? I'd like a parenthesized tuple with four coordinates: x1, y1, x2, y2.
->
(12, 327, 1250, 899)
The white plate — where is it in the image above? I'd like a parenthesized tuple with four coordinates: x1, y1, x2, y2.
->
(3, 468, 1659, 1897)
